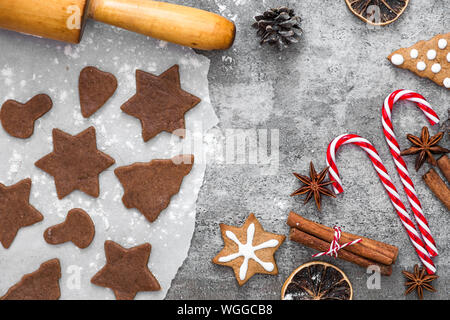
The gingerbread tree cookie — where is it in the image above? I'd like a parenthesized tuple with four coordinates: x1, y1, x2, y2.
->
(1, 259, 61, 300)
(114, 154, 194, 223)
(212, 213, 285, 286)
(388, 33, 450, 89)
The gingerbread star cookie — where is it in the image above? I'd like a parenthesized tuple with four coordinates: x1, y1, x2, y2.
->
(91, 241, 161, 300)
(79, 66, 117, 118)
(0, 178, 43, 249)
(120, 65, 201, 141)
(213, 213, 285, 286)
(114, 154, 194, 223)
(388, 33, 450, 88)
(1, 94, 52, 138)
(1, 258, 61, 300)
(35, 126, 115, 199)
(44, 208, 95, 249)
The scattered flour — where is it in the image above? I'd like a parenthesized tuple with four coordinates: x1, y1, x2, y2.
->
(7, 150, 22, 180)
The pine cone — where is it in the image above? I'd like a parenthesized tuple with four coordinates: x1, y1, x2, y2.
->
(252, 6, 302, 50)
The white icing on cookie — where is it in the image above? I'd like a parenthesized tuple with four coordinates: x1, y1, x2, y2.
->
(438, 39, 448, 49)
(391, 54, 404, 66)
(410, 49, 419, 59)
(218, 223, 279, 281)
(417, 61, 426, 71)
(444, 78, 450, 88)
(431, 63, 441, 73)
(427, 50, 437, 60)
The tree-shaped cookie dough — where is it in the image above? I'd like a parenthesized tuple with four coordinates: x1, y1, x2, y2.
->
(388, 33, 449, 89)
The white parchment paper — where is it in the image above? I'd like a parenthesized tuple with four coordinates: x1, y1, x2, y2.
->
(0, 21, 218, 299)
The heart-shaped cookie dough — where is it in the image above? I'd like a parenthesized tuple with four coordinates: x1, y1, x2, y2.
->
(79, 66, 118, 118)
(0, 94, 52, 139)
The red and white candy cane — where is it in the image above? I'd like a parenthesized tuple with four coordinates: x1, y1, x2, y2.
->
(382, 89, 439, 258)
(326, 134, 436, 274)
(312, 226, 362, 258)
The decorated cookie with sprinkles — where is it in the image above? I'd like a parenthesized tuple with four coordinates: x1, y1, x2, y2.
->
(388, 33, 449, 89)
(212, 213, 285, 286)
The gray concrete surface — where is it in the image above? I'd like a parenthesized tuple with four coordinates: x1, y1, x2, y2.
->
(166, 0, 449, 300)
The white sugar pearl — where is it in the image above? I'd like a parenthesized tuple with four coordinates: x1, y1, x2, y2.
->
(447, 52, 450, 62)
(427, 49, 437, 60)
(410, 49, 419, 59)
(444, 78, 450, 88)
(391, 54, 404, 66)
(438, 39, 448, 49)
(417, 61, 426, 71)
(431, 63, 441, 73)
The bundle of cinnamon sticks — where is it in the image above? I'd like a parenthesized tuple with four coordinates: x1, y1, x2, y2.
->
(287, 212, 398, 276)
(423, 155, 450, 210)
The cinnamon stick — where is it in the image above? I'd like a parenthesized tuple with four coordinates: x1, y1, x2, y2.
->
(437, 155, 450, 182)
(423, 168, 450, 210)
(289, 228, 392, 276)
(287, 212, 398, 265)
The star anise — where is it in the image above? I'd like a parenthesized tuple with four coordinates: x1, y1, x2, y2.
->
(400, 126, 449, 171)
(291, 162, 336, 211)
(402, 264, 438, 300)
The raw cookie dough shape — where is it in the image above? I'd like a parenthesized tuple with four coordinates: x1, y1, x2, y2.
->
(212, 213, 286, 286)
(388, 33, 450, 88)
(79, 66, 118, 118)
(35, 126, 115, 199)
(120, 65, 201, 142)
(91, 241, 161, 300)
(1, 259, 61, 300)
(0, 94, 52, 138)
(0, 178, 44, 249)
(114, 154, 194, 223)
(44, 208, 95, 249)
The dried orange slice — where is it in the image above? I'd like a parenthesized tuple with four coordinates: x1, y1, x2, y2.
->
(281, 261, 353, 300)
(345, 0, 410, 26)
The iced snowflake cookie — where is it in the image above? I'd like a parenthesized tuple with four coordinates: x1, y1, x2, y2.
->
(212, 213, 285, 286)
(388, 33, 450, 89)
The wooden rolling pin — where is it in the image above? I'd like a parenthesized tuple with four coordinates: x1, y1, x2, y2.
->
(0, 0, 235, 50)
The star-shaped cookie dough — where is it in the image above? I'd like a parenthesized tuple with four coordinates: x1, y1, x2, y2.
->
(0, 178, 43, 249)
(91, 241, 161, 300)
(212, 213, 285, 286)
(114, 154, 194, 223)
(120, 65, 201, 142)
(35, 126, 115, 199)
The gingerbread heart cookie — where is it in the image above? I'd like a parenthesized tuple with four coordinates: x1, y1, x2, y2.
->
(114, 154, 194, 223)
(212, 213, 285, 286)
(44, 208, 95, 249)
(0, 94, 52, 138)
(1, 259, 61, 300)
(388, 33, 450, 88)
(79, 66, 117, 118)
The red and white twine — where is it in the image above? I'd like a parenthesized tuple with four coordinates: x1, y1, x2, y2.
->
(326, 134, 436, 274)
(312, 226, 362, 258)
(382, 89, 439, 258)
